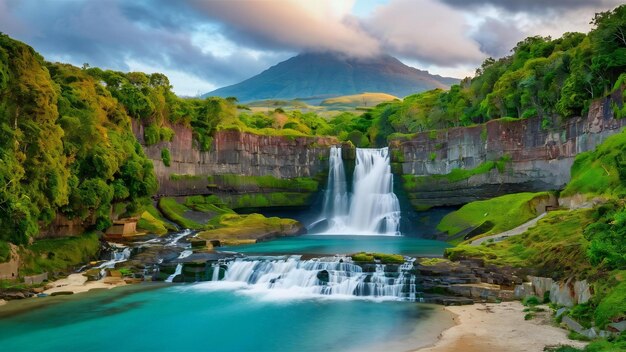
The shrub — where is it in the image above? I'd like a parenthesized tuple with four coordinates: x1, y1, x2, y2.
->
(161, 148, 171, 167)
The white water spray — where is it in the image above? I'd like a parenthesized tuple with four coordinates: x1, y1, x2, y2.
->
(202, 256, 418, 301)
(314, 147, 401, 235)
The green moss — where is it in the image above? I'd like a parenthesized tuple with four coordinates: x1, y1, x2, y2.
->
(19, 233, 101, 275)
(445, 209, 594, 278)
(144, 204, 177, 231)
(351, 253, 375, 262)
(351, 252, 405, 264)
(402, 156, 512, 190)
(223, 192, 313, 209)
(183, 195, 234, 214)
(137, 211, 168, 235)
(197, 213, 300, 241)
(169, 174, 202, 181)
(437, 192, 550, 240)
(157, 197, 203, 229)
(418, 258, 451, 266)
(161, 148, 171, 167)
(207, 174, 319, 192)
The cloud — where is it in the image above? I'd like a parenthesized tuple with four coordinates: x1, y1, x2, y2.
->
(367, 0, 485, 66)
(440, 0, 607, 12)
(186, 0, 381, 57)
(0, 0, 288, 95)
(471, 17, 525, 58)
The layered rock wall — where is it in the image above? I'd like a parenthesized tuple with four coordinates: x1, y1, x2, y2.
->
(134, 122, 337, 206)
(392, 98, 626, 208)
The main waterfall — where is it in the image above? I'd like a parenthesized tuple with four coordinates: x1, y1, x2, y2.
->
(315, 146, 401, 235)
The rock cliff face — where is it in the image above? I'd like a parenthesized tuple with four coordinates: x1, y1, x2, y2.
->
(134, 122, 338, 208)
(391, 98, 626, 208)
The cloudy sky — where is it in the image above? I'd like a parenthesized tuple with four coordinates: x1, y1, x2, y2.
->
(0, 0, 623, 96)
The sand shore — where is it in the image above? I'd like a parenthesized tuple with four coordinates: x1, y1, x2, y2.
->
(43, 273, 127, 295)
(418, 301, 587, 352)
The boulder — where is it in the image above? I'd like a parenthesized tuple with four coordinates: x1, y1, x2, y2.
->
(550, 280, 575, 307)
(561, 315, 584, 333)
(574, 280, 592, 304)
(529, 276, 553, 298)
(607, 321, 626, 333)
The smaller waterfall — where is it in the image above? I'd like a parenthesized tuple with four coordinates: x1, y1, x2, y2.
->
(166, 229, 192, 246)
(165, 264, 183, 283)
(98, 247, 131, 269)
(211, 263, 221, 281)
(201, 256, 419, 301)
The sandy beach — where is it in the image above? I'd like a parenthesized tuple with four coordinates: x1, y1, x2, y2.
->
(43, 273, 127, 295)
(418, 301, 587, 352)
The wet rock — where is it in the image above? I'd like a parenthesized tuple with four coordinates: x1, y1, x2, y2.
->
(317, 270, 329, 284)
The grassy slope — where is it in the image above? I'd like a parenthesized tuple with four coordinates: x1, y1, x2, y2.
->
(19, 233, 101, 275)
(321, 92, 399, 107)
(446, 209, 594, 278)
(562, 130, 626, 198)
(437, 192, 550, 241)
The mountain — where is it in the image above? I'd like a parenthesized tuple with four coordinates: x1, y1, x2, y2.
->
(204, 52, 459, 102)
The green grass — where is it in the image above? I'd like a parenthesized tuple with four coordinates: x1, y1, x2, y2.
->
(157, 197, 204, 229)
(222, 192, 313, 209)
(436, 192, 551, 241)
(321, 92, 399, 107)
(445, 209, 594, 278)
(562, 130, 626, 198)
(593, 272, 626, 328)
(207, 174, 319, 192)
(19, 233, 101, 275)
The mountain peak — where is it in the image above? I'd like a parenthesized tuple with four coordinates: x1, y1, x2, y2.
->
(205, 53, 458, 102)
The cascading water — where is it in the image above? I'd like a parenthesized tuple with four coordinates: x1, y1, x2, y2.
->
(98, 247, 131, 269)
(313, 146, 401, 235)
(204, 256, 420, 301)
(165, 264, 183, 283)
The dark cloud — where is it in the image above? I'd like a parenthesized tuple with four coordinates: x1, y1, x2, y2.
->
(440, 0, 606, 12)
(472, 18, 526, 58)
(0, 0, 286, 93)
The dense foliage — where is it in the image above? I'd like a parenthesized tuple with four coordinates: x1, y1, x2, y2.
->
(0, 34, 157, 244)
(366, 5, 626, 143)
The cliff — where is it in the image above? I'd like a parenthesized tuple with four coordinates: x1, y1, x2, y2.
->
(392, 98, 626, 209)
(134, 122, 338, 209)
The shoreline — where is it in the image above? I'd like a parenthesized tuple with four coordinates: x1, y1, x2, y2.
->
(416, 301, 587, 352)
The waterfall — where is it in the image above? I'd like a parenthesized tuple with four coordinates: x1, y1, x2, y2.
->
(98, 247, 131, 269)
(165, 264, 183, 283)
(313, 146, 401, 235)
(203, 256, 419, 301)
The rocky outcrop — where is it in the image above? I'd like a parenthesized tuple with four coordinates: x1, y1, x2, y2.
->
(134, 122, 338, 208)
(392, 98, 626, 208)
(513, 276, 592, 307)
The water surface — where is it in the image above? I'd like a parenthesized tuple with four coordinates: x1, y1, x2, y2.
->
(0, 283, 453, 352)
(220, 234, 450, 257)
